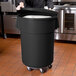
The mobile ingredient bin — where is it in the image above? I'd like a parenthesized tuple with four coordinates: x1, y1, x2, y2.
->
(17, 8, 59, 73)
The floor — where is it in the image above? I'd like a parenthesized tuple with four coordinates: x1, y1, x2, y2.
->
(0, 38, 76, 76)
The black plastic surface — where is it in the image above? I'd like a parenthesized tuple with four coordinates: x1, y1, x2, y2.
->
(17, 8, 58, 17)
(17, 8, 59, 29)
(17, 17, 56, 33)
(21, 33, 54, 68)
(17, 8, 58, 68)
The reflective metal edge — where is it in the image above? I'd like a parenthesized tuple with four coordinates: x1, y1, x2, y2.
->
(54, 33, 76, 41)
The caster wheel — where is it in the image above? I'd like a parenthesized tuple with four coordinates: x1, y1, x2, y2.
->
(27, 67, 33, 71)
(40, 68, 47, 73)
(48, 65, 52, 69)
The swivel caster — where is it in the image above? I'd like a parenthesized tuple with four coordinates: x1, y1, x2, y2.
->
(40, 68, 47, 73)
(27, 67, 33, 71)
(48, 65, 52, 69)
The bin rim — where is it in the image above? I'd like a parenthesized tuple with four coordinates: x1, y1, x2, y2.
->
(23, 15, 52, 19)
(17, 15, 57, 20)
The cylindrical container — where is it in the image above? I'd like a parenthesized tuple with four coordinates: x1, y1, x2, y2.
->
(18, 15, 55, 68)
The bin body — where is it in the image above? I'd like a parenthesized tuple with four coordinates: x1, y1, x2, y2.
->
(18, 16, 55, 68)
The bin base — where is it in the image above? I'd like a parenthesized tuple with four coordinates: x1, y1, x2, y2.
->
(27, 64, 52, 73)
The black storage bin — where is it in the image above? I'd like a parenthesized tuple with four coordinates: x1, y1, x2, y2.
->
(17, 8, 58, 73)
